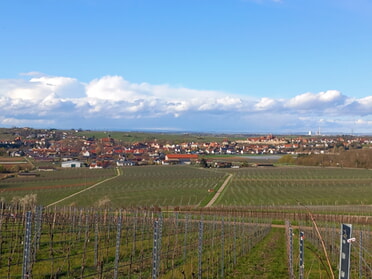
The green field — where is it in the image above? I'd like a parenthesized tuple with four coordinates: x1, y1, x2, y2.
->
(214, 166, 372, 206)
(1, 165, 372, 210)
(74, 130, 247, 144)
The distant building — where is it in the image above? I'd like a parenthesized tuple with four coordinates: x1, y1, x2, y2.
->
(164, 154, 198, 164)
(38, 166, 56, 171)
(61, 161, 83, 168)
(89, 162, 103, 169)
(116, 159, 136, 166)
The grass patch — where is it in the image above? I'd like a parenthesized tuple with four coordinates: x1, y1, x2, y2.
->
(226, 228, 288, 278)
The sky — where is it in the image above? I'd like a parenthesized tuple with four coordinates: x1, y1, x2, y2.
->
(1, 0, 372, 134)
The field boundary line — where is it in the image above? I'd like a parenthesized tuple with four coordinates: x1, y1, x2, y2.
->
(204, 173, 233, 208)
(45, 167, 121, 208)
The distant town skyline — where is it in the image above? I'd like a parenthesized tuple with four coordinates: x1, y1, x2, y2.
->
(1, 0, 372, 134)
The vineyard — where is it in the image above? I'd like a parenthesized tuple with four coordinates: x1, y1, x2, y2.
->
(294, 219, 372, 278)
(0, 168, 117, 206)
(0, 205, 272, 278)
(0, 166, 226, 207)
(0, 205, 371, 278)
(2, 165, 372, 208)
(215, 166, 372, 206)
(0, 165, 372, 278)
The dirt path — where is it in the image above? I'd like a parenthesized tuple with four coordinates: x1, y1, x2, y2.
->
(205, 173, 233, 207)
(45, 167, 121, 208)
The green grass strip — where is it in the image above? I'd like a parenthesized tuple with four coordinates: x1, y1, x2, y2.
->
(226, 228, 288, 279)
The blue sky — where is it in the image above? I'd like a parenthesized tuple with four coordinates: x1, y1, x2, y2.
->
(1, 0, 372, 134)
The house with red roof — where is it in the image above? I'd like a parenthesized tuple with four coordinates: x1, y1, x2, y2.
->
(164, 154, 199, 164)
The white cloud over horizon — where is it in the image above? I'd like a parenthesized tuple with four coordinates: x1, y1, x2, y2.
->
(0, 73, 371, 134)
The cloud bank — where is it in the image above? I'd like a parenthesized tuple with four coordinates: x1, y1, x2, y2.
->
(0, 73, 371, 134)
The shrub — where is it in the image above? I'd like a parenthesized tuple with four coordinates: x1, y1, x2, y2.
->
(278, 154, 296, 165)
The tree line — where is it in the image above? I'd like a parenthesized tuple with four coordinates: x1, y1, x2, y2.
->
(279, 148, 372, 169)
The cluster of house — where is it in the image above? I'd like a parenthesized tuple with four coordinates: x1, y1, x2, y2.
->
(1, 128, 371, 168)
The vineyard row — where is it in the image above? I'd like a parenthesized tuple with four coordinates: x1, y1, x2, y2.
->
(0, 204, 271, 279)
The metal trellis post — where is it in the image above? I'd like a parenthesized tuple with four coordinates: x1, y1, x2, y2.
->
(152, 220, 160, 279)
(286, 221, 294, 279)
(299, 231, 304, 279)
(22, 211, 32, 279)
(339, 224, 353, 279)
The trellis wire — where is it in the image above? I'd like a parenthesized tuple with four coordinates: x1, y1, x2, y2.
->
(220, 218, 225, 279)
(233, 219, 237, 266)
(94, 216, 99, 267)
(183, 213, 189, 263)
(198, 220, 203, 279)
(359, 231, 363, 279)
(113, 210, 122, 279)
(33, 205, 43, 253)
(157, 213, 163, 277)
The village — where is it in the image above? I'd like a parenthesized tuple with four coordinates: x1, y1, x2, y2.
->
(0, 127, 371, 169)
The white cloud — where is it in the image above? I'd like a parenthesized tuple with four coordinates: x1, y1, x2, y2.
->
(286, 90, 346, 111)
(0, 79, 49, 100)
(30, 76, 85, 99)
(0, 75, 85, 101)
(342, 96, 372, 116)
(86, 76, 140, 101)
(0, 73, 371, 133)
(0, 117, 54, 127)
(254, 97, 280, 111)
